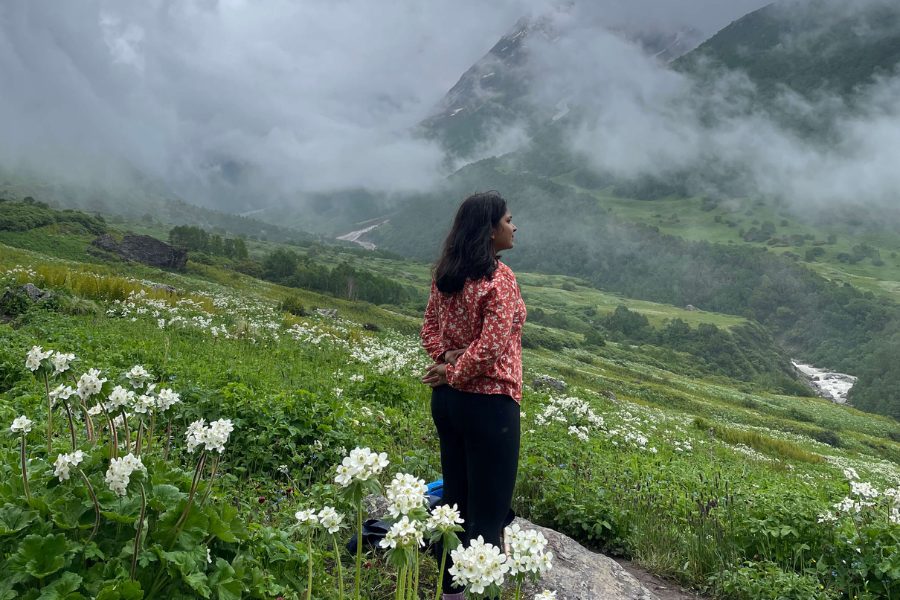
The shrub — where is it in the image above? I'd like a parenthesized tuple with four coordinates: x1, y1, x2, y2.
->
(815, 429, 842, 447)
(280, 295, 308, 317)
(0, 202, 55, 231)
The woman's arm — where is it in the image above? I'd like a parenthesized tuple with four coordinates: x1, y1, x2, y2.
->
(421, 281, 446, 362)
(445, 275, 515, 387)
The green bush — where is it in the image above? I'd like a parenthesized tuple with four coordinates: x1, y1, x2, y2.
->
(280, 295, 308, 317)
(0, 202, 55, 232)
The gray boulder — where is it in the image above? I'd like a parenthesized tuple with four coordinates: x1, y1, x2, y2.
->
(117, 235, 188, 271)
(684, 305, 699, 312)
(514, 517, 658, 600)
(601, 391, 618, 404)
(1, 283, 54, 315)
(532, 375, 568, 393)
(316, 308, 339, 319)
(91, 233, 119, 253)
(364, 496, 658, 600)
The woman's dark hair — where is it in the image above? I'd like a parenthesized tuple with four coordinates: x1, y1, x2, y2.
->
(432, 191, 508, 294)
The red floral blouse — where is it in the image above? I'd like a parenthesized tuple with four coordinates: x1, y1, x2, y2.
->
(421, 261, 526, 401)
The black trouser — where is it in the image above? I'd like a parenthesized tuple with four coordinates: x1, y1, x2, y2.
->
(431, 384, 520, 594)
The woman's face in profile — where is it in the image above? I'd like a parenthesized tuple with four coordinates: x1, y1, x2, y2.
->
(492, 208, 516, 252)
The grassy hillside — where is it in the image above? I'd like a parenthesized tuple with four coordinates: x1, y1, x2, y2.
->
(3, 226, 900, 598)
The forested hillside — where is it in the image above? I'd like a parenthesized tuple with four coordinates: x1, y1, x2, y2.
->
(371, 159, 900, 416)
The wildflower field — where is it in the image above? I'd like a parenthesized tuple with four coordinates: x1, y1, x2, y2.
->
(4, 241, 900, 600)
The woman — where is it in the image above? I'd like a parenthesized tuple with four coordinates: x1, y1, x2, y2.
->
(420, 191, 526, 600)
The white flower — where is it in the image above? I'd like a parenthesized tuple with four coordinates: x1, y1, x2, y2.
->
(77, 368, 107, 400)
(26, 346, 53, 372)
(386, 472, 428, 518)
(334, 447, 389, 487)
(49, 384, 76, 407)
(126, 365, 152, 389)
(851, 480, 879, 500)
(87, 404, 103, 416)
(844, 467, 859, 481)
(158, 319, 166, 329)
(11, 415, 32, 434)
(107, 386, 134, 410)
(317, 506, 344, 534)
(536, 592, 557, 599)
(448, 536, 510, 594)
(427, 503, 464, 530)
(155, 388, 181, 411)
(185, 418, 233, 454)
(50, 353, 75, 375)
(105, 453, 146, 496)
(133, 394, 156, 415)
(206, 547, 212, 564)
(53, 450, 84, 482)
(379, 516, 424, 550)
(295, 509, 318, 525)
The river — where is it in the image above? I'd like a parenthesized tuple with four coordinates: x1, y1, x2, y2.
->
(791, 360, 857, 405)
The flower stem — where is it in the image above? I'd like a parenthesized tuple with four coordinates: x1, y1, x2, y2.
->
(515, 581, 521, 600)
(307, 532, 314, 600)
(413, 549, 419, 600)
(21, 435, 31, 502)
(396, 565, 407, 600)
(45, 374, 53, 455)
(356, 504, 363, 600)
(333, 535, 345, 600)
(146, 412, 156, 455)
(61, 399, 77, 451)
(163, 416, 172, 461)
(132, 484, 147, 582)
(200, 454, 221, 506)
(169, 452, 206, 548)
(78, 468, 100, 545)
(135, 420, 144, 457)
(434, 548, 448, 600)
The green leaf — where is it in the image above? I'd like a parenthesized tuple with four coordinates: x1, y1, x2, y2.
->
(49, 497, 90, 531)
(94, 581, 144, 600)
(0, 504, 39, 536)
(207, 509, 237, 544)
(209, 558, 242, 600)
(181, 573, 211, 599)
(0, 576, 18, 600)
(36, 572, 83, 600)
(100, 496, 143, 524)
(9, 534, 69, 579)
(147, 485, 186, 512)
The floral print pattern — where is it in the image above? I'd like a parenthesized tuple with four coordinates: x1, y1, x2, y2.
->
(421, 261, 526, 401)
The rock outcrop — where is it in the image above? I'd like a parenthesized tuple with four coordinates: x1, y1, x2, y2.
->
(365, 495, 658, 600)
(1, 283, 54, 316)
(532, 375, 568, 393)
(90, 234, 187, 271)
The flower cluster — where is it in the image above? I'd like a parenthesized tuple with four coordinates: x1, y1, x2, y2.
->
(334, 447, 389, 487)
(318, 506, 344, 534)
(448, 536, 510, 595)
(427, 503, 464, 531)
(380, 516, 424, 550)
(50, 353, 75, 375)
(126, 365, 152, 388)
(77, 368, 107, 400)
(504, 524, 554, 575)
(386, 472, 428, 518)
(108, 386, 135, 410)
(11, 416, 33, 434)
(105, 453, 146, 496)
(156, 388, 181, 411)
(185, 418, 234, 453)
(49, 385, 76, 407)
(25, 346, 53, 372)
(53, 450, 84, 482)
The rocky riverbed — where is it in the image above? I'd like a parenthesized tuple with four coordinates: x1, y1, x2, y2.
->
(792, 360, 857, 405)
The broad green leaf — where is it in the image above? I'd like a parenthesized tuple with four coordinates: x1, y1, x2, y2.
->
(36, 572, 82, 600)
(209, 558, 242, 600)
(94, 581, 143, 600)
(0, 504, 38, 536)
(0, 576, 18, 600)
(181, 573, 211, 599)
(147, 485, 186, 512)
(9, 534, 69, 579)
(50, 497, 90, 531)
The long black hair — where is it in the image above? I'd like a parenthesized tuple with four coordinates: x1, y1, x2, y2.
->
(432, 191, 508, 294)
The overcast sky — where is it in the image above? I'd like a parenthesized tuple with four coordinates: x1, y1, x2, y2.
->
(0, 0, 772, 200)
